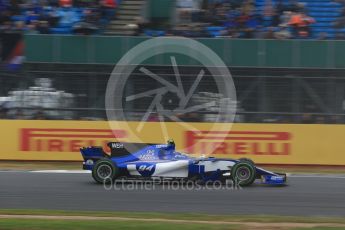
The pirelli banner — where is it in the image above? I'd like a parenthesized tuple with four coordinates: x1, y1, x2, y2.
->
(1, 120, 345, 165)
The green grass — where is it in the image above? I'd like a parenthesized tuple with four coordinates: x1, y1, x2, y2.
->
(0, 219, 238, 230)
(0, 209, 345, 225)
(0, 210, 345, 230)
(294, 228, 345, 230)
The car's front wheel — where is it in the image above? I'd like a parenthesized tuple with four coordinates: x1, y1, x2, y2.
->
(231, 161, 256, 186)
(92, 158, 118, 184)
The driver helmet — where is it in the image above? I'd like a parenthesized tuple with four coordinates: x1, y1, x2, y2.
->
(167, 139, 175, 147)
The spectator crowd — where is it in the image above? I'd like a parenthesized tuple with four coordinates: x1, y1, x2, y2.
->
(147, 0, 345, 39)
(171, 0, 323, 39)
(1, 0, 345, 39)
(0, 0, 118, 35)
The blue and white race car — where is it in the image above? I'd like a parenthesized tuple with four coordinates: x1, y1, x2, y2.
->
(80, 140, 287, 186)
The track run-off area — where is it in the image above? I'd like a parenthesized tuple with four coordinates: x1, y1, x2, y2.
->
(1, 171, 345, 217)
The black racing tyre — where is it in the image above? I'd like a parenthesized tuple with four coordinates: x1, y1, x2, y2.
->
(231, 162, 256, 186)
(92, 158, 119, 184)
(238, 158, 255, 166)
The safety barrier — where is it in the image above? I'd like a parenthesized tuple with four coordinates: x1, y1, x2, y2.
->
(1, 120, 344, 165)
(25, 35, 345, 68)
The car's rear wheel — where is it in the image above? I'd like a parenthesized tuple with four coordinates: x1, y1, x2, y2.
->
(231, 162, 256, 186)
(92, 158, 119, 184)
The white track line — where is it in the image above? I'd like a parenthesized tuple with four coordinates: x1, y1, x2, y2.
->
(289, 174, 345, 179)
(31, 170, 90, 174)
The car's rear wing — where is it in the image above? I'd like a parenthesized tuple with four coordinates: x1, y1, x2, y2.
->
(80, 146, 108, 161)
(80, 142, 158, 160)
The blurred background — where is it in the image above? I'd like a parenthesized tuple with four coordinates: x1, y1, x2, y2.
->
(1, 0, 345, 124)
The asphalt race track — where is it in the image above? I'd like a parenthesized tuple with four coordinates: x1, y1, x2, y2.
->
(1, 171, 345, 217)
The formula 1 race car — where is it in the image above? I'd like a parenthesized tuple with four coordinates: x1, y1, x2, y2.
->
(80, 140, 287, 186)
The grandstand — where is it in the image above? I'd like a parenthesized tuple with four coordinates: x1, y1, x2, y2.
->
(255, 0, 344, 39)
(1, 0, 345, 38)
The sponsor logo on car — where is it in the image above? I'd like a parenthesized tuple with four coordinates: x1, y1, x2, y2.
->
(138, 150, 156, 160)
(111, 143, 124, 149)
